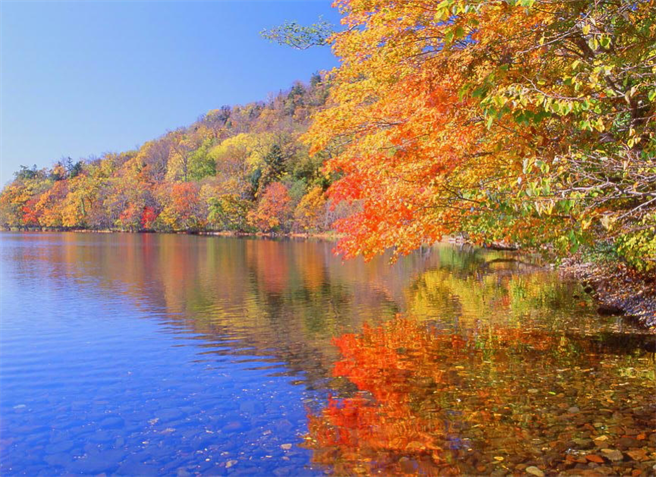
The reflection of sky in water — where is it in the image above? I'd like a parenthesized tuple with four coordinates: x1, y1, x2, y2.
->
(1, 249, 318, 476)
(0, 233, 430, 476)
(0, 233, 653, 476)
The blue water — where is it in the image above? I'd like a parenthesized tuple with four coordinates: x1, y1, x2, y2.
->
(1, 233, 653, 476)
(0, 235, 333, 476)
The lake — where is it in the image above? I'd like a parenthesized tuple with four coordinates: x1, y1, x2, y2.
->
(0, 233, 654, 476)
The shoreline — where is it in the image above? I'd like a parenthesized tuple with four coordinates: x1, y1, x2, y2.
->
(558, 257, 656, 332)
(0, 227, 343, 241)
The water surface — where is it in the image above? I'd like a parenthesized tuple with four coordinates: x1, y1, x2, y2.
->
(0, 233, 653, 476)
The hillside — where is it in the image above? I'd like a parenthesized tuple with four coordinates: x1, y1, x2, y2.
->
(0, 74, 349, 234)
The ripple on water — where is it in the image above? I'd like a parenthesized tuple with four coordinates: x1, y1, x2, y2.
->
(0, 233, 653, 477)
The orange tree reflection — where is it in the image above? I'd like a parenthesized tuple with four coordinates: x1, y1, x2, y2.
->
(304, 317, 654, 476)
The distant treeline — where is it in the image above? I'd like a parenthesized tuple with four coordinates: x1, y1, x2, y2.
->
(0, 74, 353, 234)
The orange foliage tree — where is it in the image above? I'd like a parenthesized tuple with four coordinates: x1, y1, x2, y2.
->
(248, 182, 293, 232)
(306, 0, 656, 267)
(34, 181, 68, 228)
(156, 182, 204, 231)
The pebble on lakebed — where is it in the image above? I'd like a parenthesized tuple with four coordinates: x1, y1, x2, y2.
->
(525, 466, 545, 477)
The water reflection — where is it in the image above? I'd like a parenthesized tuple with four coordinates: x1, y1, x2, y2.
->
(3, 234, 460, 387)
(305, 319, 655, 476)
(0, 233, 653, 477)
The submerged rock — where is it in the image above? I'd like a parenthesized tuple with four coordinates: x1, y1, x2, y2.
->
(526, 466, 545, 477)
(600, 449, 624, 462)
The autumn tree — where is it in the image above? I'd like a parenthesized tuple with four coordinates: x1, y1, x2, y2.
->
(34, 181, 68, 228)
(304, 0, 655, 270)
(294, 185, 328, 233)
(155, 182, 205, 231)
(165, 131, 196, 182)
(210, 133, 267, 198)
(207, 194, 252, 231)
(60, 168, 102, 228)
(248, 182, 293, 233)
(0, 167, 50, 228)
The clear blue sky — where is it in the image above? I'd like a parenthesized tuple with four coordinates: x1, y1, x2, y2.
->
(0, 1, 340, 186)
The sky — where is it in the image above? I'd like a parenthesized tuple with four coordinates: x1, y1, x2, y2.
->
(0, 1, 340, 186)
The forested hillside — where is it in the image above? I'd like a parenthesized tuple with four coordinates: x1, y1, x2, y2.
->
(0, 74, 348, 234)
